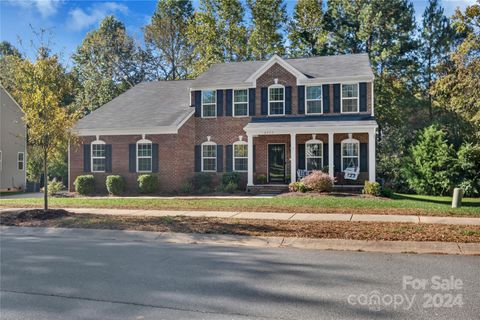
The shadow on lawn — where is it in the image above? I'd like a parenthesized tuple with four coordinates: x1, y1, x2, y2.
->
(393, 194, 480, 207)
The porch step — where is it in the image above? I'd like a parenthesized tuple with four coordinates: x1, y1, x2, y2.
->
(247, 184, 289, 195)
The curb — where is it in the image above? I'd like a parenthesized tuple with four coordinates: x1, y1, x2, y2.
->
(1, 226, 479, 256)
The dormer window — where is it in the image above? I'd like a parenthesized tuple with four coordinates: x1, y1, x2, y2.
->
(202, 90, 216, 118)
(341, 84, 359, 113)
(268, 84, 284, 116)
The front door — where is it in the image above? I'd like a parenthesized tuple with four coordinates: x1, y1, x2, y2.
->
(268, 144, 286, 183)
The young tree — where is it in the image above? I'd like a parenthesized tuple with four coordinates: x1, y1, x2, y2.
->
(419, 0, 453, 119)
(144, 0, 194, 80)
(13, 53, 78, 211)
(247, 0, 287, 59)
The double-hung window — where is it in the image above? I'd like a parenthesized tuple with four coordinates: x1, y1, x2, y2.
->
(341, 83, 359, 113)
(268, 85, 285, 115)
(202, 90, 216, 118)
(202, 142, 217, 172)
(233, 89, 248, 117)
(341, 139, 359, 171)
(17, 152, 24, 171)
(137, 141, 152, 172)
(91, 142, 106, 172)
(306, 140, 323, 170)
(233, 142, 248, 171)
(306, 86, 322, 114)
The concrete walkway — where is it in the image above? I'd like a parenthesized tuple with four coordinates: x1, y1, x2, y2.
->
(2, 207, 479, 225)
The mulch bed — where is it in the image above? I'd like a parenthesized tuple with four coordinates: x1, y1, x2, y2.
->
(1, 209, 480, 243)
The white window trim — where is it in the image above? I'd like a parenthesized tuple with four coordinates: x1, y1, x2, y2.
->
(305, 139, 323, 170)
(233, 89, 249, 117)
(0, 150, 2, 171)
(341, 138, 360, 172)
(17, 152, 24, 171)
(136, 139, 153, 173)
(268, 84, 285, 116)
(305, 86, 323, 115)
(201, 90, 217, 118)
(91, 140, 106, 173)
(341, 83, 360, 114)
(201, 141, 217, 172)
(233, 140, 248, 172)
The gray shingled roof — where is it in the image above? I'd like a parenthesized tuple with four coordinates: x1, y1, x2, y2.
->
(76, 80, 193, 130)
(191, 53, 373, 88)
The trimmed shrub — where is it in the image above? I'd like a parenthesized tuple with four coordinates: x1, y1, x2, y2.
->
(381, 187, 394, 198)
(222, 172, 241, 186)
(289, 181, 309, 193)
(301, 171, 333, 192)
(74, 175, 95, 195)
(192, 173, 213, 190)
(137, 174, 159, 194)
(363, 181, 382, 196)
(198, 186, 211, 194)
(106, 175, 125, 196)
(256, 174, 267, 184)
(47, 180, 64, 196)
(224, 181, 238, 193)
(179, 182, 193, 194)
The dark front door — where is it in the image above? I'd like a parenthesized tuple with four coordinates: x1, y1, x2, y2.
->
(268, 144, 286, 183)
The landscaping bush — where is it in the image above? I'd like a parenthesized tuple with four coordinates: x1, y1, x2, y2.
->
(223, 181, 238, 193)
(363, 181, 382, 196)
(106, 175, 125, 196)
(456, 143, 480, 196)
(192, 173, 213, 190)
(74, 175, 95, 195)
(137, 174, 159, 194)
(381, 187, 394, 198)
(198, 186, 211, 194)
(288, 181, 309, 193)
(179, 182, 193, 194)
(222, 172, 241, 186)
(47, 180, 64, 196)
(256, 174, 267, 184)
(301, 171, 333, 192)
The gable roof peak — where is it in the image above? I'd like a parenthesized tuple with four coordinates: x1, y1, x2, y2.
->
(245, 54, 307, 86)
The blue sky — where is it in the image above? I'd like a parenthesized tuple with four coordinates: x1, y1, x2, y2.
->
(0, 0, 476, 64)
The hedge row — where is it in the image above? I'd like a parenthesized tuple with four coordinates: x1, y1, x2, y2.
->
(74, 174, 159, 195)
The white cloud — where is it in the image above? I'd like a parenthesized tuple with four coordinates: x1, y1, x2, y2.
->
(68, 2, 128, 31)
(6, 0, 63, 18)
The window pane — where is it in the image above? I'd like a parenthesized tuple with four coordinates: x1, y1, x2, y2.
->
(342, 157, 358, 170)
(138, 158, 152, 171)
(306, 86, 322, 100)
(203, 158, 216, 171)
(342, 84, 358, 98)
(342, 98, 358, 112)
(270, 101, 284, 115)
(202, 104, 216, 117)
(234, 89, 248, 103)
(92, 158, 105, 171)
(234, 158, 248, 171)
(342, 142, 359, 157)
(306, 143, 322, 157)
(307, 100, 322, 113)
(137, 143, 152, 157)
(18, 153, 24, 161)
(234, 144, 248, 157)
(202, 90, 216, 103)
(307, 158, 322, 171)
(234, 103, 248, 116)
(269, 87, 284, 101)
(92, 144, 105, 157)
(203, 144, 216, 157)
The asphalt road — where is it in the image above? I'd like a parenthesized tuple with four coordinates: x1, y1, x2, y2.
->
(1, 229, 479, 320)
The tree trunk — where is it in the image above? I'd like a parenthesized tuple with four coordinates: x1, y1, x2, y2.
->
(43, 146, 48, 212)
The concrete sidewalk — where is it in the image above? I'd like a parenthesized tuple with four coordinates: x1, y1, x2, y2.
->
(2, 207, 479, 225)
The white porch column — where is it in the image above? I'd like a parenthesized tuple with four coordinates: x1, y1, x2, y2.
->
(290, 133, 296, 184)
(328, 132, 334, 179)
(368, 129, 376, 182)
(247, 134, 254, 186)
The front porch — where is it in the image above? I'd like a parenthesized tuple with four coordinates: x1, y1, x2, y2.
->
(244, 119, 378, 187)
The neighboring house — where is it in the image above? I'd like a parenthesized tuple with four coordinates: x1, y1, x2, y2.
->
(0, 86, 26, 192)
(69, 54, 378, 193)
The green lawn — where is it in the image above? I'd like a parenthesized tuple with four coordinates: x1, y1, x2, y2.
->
(1, 193, 479, 216)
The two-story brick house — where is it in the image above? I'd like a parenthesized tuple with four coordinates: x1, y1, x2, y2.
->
(69, 54, 378, 193)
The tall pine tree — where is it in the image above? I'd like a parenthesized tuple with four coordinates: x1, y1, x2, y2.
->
(217, 0, 249, 62)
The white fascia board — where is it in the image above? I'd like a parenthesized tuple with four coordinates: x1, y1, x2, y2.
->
(246, 55, 308, 86)
(190, 84, 252, 91)
(299, 75, 374, 85)
(244, 121, 378, 135)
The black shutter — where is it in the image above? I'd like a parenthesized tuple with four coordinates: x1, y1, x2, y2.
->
(105, 144, 112, 173)
(194, 145, 201, 172)
(226, 89, 233, 116)
(333, 84, 341, 113)
(297, 144, 305, 170)
(226, 145, 233, 172)
(253, 145, 256, 172)
(83, 144, 91, 172)
(216, 90, 224, 116)
(216, 144, 223, 172)
(261, 87, 268, 115)
(285, 86, 292, 114)
(323, 84, 330, 113)
(334, 143, 341, 172)
(194, 91, 201, 117)
(129, 144, 136, 173)
(297, 85, 305, 114)
(323, 144, 328, 168)
(249, 88, 256, 116)
(360, 143, 368, 172)
(359, 82, 367, 112)
(152, 143, 159, 173)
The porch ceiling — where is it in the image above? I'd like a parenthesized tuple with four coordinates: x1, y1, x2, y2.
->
(243, 120, 378, 135)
